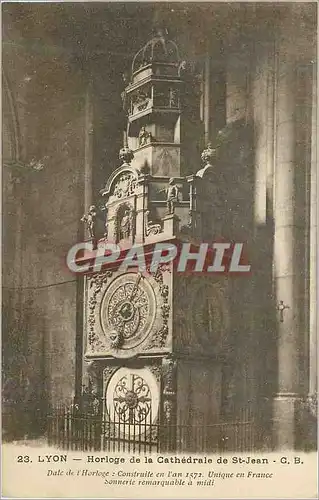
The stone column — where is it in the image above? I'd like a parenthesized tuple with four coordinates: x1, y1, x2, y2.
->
(79, 85, 94, 401)
(309, 60, 317, 398)
(272, 32, 301, 449)
(203, 49, 211, 144)
(84, 83, 94, 214)
(203, 37, 226, 143)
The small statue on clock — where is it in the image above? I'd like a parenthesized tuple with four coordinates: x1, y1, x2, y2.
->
(119, 208, 131, 240)
(81, 205, 97, 240)
(159, 178, 180, 214)
(138, 126, 152, 147)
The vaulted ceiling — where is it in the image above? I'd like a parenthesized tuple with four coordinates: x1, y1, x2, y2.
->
(2, 3, 291, 66)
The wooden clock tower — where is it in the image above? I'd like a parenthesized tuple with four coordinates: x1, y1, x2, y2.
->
(81, 31, 230, 452)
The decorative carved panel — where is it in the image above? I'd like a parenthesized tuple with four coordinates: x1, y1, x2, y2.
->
(85, 269, 171, 359)
(112, 172, 137, 199)
(173, 275, 229, 355)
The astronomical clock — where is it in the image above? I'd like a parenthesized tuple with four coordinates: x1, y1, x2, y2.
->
(87, 270, 168, 358)
(81, 31, 229, 450)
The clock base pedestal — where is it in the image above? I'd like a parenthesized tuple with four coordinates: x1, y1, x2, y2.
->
(82, 355, 223, 453)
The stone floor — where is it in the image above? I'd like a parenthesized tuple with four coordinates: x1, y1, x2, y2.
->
(3, 437, 48, 448)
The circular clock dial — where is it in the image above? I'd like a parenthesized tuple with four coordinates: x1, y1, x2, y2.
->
(100, 272, 156, 351)
(105, 367, 159, 436)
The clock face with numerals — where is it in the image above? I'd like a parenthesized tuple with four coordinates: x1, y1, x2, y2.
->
(100, 272, 156, 352)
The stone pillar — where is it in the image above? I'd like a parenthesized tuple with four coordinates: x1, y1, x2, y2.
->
(79, 85, 94, 401)
(84, 84, 94, 213)
(203, 48, 211, 143)
(309, 60, 317, 398)
(272, 35, 300, 449)
(202, 37, 226, 144)
(135, 175, 149, 244)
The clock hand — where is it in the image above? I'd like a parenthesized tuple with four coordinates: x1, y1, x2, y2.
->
(129, 272, 142, 301)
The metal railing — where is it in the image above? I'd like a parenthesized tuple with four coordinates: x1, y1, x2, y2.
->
(47, 405, 257, 453)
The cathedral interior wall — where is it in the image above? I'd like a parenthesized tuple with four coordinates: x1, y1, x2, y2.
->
(3, 11, 89, 424)
(2, 3, 317, 447)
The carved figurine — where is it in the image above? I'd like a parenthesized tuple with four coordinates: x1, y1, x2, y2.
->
(160, 178, 180, 214)
(110, 330, 123, 349)
(81, 205, 97, 239)
(119, 208, 131, 240)
(201, 142, 216, 167)
(138, 126, 151, 147)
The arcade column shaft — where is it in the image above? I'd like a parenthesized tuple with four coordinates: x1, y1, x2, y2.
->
(273, 40, 302, 449)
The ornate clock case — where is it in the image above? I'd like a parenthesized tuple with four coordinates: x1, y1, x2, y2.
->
(81, 31, 229, 449)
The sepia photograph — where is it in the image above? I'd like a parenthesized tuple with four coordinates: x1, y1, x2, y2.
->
(2, 1, 318, 497)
